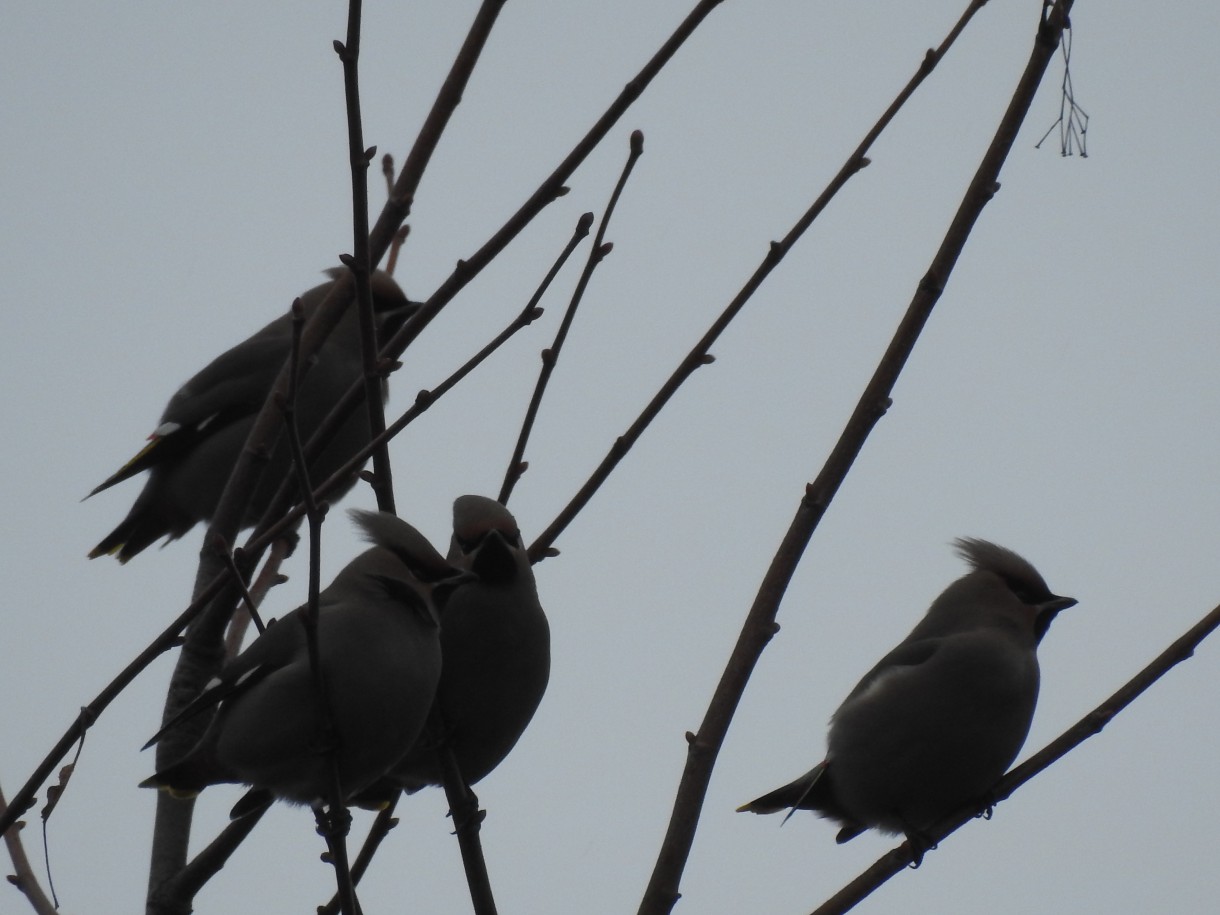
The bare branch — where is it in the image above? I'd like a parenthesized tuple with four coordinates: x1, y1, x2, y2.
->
(216, 537, 268, 637)
(368, 0, 509, 265)
(435, 716, 498, 915)
(501, 131, 643, 506)
(156, 805, 270, 905)
(318, 800, 402, 915)
(1, 784, 56, 915)
(335, 0, 395, 515)
(381, 0, 730, 364)
(283, 299, 357, 915)
(223, 536, 294, 658)
(636, 0, 1068, 909)
(497, 209, 596, 504)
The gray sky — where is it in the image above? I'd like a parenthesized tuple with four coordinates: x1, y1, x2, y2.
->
(4, 2, 1218, 912)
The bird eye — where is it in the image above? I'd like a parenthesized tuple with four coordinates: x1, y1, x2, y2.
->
(1003, 577, 1043, 605)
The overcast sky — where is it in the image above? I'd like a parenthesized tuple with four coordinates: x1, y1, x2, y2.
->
(4, 2, 1219, 913)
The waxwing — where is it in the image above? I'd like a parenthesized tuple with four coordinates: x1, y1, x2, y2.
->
(141, 510, 464, 810)
(87, 270, 414, 562)
(374, 495, 550, 794)
(738, 537, 1075, 844)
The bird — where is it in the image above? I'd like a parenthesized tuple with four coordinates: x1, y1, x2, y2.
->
(364, 495, 551, 798)
(141, 509, 465, 813)
(738, 537, 1075, 847)
(87, 269, 415, 562)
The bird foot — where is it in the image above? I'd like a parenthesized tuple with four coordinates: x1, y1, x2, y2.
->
(903, 831, 938, 869)
(313, 803, 353, 841)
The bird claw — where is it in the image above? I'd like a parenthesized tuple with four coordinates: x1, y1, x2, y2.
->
(313, 803, 353, 840)
(903, 831, 937, 868)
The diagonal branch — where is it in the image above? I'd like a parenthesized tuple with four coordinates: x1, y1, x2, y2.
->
(496, 209, 596, 505)
(368, 0, 508, 265)
(500, 132, 643, 506)
(155, 805, 270, 906)
(527, 0, 993, 565)
(0, 783, 56, 915)
(636, 0, 1069, 911)
(380, 0, 730, 366)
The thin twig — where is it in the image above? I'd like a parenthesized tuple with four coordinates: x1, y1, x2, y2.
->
(336, 0, 395, 514)
(493, 210, 595, 502)
(318, 799, 402, 915)
(500, 131, 643, 506)
(0, 783, 56, 915)
(217, 537, 268, 637)
(223, 535, 294, 657)
(435, 720, 497, 915)
(1034, 21, 1088, 157)
(156, 804, 270, 905)
(368, 0, 509, 265)
(0, 568, 235, 843)
(283, 300, 357, 915)
(635, 0, 1066, 909)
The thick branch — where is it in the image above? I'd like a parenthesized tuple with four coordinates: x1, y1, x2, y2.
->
(637, 0, 1067, 910)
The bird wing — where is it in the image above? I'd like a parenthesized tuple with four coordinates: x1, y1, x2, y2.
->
(141, 609, 307, 750)
(840, 638, 941, 705)
(86, 328, 288, 497)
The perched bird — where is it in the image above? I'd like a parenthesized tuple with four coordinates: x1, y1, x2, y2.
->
(87, 270, 414, 562)
(738, 538, 1075, 845)
(367, 495, 551, 797)
(142, 510, 463, 812)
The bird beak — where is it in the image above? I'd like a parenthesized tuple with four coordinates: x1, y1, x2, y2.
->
(1034, 594, 1077, 643)
(1043, 595, 1078, 614)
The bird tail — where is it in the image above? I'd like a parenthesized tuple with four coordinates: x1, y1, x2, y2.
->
(86, 514, 163, 562)
(84, 435, 166, 500)
(140, 746, 232, 798)
(736, 760, 830, 817)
